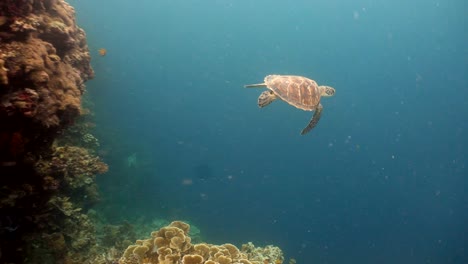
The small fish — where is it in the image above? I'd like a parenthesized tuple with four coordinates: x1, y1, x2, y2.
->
(98, 48, 107, 56)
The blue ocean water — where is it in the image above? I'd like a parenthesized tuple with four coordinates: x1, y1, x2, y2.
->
(70, 0, 467, 263)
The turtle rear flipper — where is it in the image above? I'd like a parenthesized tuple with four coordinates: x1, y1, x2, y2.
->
(301, 103, 323, 135)
(258, 90, 277, 108)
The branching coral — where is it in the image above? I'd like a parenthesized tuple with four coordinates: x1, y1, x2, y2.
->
(35, 145, 108, 191)
(48, 196, 81, 216)
(241, 243, 284, 264)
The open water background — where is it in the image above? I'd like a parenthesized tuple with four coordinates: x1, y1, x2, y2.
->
(70, 0, 467, 263)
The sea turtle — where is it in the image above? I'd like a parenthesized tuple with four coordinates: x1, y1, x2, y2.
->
(245, 74, 335, 135)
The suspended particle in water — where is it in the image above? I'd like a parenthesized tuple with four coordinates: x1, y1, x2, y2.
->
(181, 178, 193, 185)
(353, 11, 360, 20)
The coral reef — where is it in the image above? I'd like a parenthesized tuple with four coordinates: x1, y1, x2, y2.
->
(35, 145, 108, 194)
(0, 10, 93, 126)
(0, 0, 108, 263)
(241, 243, 284, 264)
(0, 59, 8, 85)
(100, 220, 137, 252)
(118, 221, 284, 264)
(0, 0, 94, 166)
(0, 143, 108, 262)
(0, 1, 286, 263)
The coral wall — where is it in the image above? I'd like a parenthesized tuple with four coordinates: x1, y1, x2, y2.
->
(0, 0, 94, 163)
(0, 0, 106, 263)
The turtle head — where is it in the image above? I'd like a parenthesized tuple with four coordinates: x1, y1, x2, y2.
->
(319, 86, 335, 97)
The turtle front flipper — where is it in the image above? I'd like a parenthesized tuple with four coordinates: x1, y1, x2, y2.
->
(301, 103, 323, 135)
(245, 83, 267, 88)
(258, 90, 277, 108)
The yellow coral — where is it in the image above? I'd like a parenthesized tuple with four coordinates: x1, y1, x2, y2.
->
(157, 247, 181, 264)
(223, 243, 241, 259)
(122, 245, 138, 258)
(170, 220, 190, 234)
(118, 222, 284, 264)
(210, 245, 229, 258)
(153, 225, 191, 252)
(214, 255, 231, 264)
(193, 243, 211, 260)
(132, 245, 149, 259)
(135, 239, 153, 249)
(182, 254, 204, 264)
